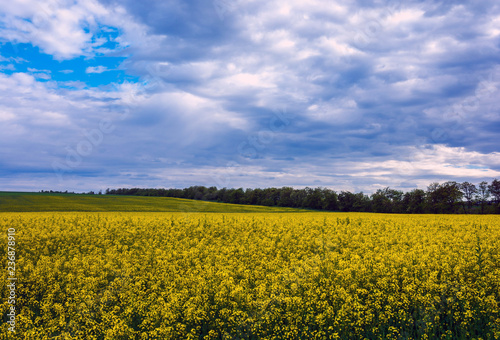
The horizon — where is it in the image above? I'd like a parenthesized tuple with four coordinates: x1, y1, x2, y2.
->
(1, 1, 500, 193)
(3, 177, 498, 197)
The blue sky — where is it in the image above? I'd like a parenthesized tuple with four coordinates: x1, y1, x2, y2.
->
(1, 0, 499, 193)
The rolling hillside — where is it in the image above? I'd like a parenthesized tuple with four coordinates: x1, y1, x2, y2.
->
(0, 192, 307, 213)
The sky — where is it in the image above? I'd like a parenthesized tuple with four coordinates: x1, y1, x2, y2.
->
(0, 0, 500, 193)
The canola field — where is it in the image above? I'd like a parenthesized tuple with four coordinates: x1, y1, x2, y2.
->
(1, 212, 500, 339)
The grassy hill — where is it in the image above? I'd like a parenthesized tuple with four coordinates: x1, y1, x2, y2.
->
(0, 192, 306, 213)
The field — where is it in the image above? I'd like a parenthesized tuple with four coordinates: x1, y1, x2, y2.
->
(1, 195, 500, 339)
(0, 192, 304, 213)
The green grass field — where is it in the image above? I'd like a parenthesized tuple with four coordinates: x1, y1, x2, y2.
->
(0, 192, 305, 213)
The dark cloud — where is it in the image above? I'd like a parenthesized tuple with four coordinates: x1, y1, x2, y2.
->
(0, 0, 499, 192)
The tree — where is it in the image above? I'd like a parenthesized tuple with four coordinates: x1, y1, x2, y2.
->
(425, 182, 441, 213)
(339, 191, 370, 212)
(477, 181, 491, 214)
(228, 188, 244, 204)
(290, 189, 307, 208)
(426, 182, 462, 214)
(205, 186, 218, 201)
(303, 187, 324, 210)
(93, 181, 498, 214)
(489, 179, 500, 203)
(387, 189, 404, 213)
(322, 189, 339, 211)
(216, 188, 227, 202)
(277, 187, 294, 207)
(338, 191, 355, 212)
(371, 187, 403, 213)
(371, 188, 392, 213)
(403, 189, 426, 214)
(441, 181, 463, 213)
(460, 182, 477, 213)
(354, 192, 371, 212)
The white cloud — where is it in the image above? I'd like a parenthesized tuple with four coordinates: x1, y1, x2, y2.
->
(0, 0, 147, 60)
(85, 66, 109, 74)
(306, 98, 360, 124)
(384, 8, 425, 26)
(0, 55, 27, 63)
(2, 0, 500, 191)
(0, 64, 16, 71)
(403, 144, 500, 178)
(0, 109, 16, 122)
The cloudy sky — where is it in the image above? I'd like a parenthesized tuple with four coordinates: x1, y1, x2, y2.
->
(1, 0, 500, 193)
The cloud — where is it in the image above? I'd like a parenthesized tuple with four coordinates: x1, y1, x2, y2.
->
(1, 0, 500, 192)
(0, 64, 16, 71)
(85, 66, 109, 74)
(0, 0, 145, 60)
(0, 55, 27, 63)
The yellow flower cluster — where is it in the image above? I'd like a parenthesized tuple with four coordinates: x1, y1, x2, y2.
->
(1, 212, 499, 339)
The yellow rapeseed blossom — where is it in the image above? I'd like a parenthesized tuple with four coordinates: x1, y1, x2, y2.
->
(0, 212, 499, 339)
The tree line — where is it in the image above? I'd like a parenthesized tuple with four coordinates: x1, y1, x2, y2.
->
(105, 179, 500, 214)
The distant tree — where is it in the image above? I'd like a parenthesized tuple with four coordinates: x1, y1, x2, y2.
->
(426, 182, 462, 213)
(355, 192, 372, 212)
(268, 188, 281, 206)
(322, 189, 339, 211)
(460, 182, 477, 213)
(97, 181, 497, 214)
(489, 179, 500, 213)
(425, 182, 440, 213)
(339, 191, 370, 212)
(477, 181, 491, 214)
(205, 186, 218, 201)
(390, 189, 404, 213)
(277, 187, 294, 207)
(303, 187, 323, 210)
(371, 188, 392, 213)
(441, 181, 463, 213)
(228, 188, 244, 204)
(403, 189, 426, 214)
(183, 186, 202, 200)
(489, 179, 500, 203)
(242, 188, 255, 205)
(250, 188, 264, 205)
(354, 192, 372, 212)
(216, 188, 228, 202)
(371, 188, 403, 213)
(289, 189, 305, 208)
(338, 191, 355, 212)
